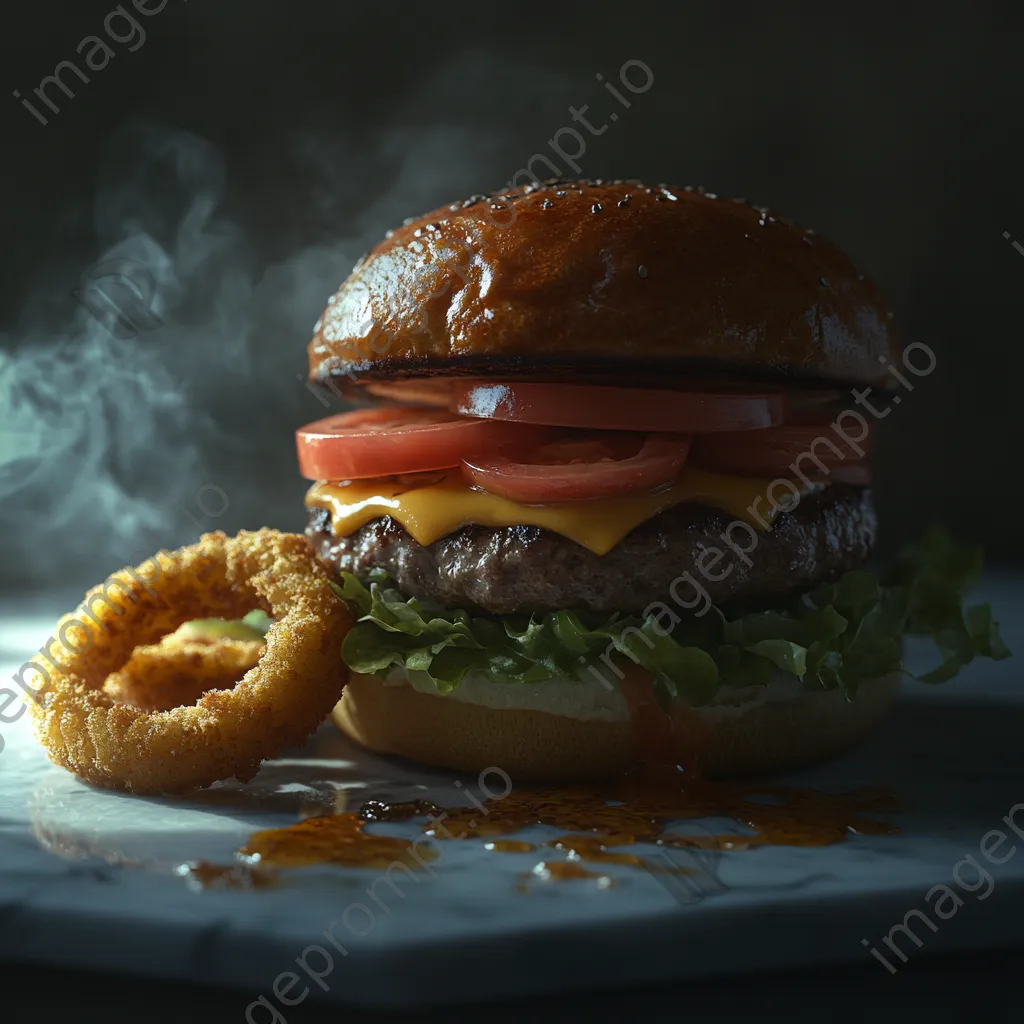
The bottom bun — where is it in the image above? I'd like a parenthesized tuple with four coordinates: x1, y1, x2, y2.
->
(330, 671, 900, 781)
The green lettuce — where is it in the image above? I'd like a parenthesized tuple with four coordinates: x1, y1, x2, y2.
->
(176, 609, 273, 642)
(331, 527, 1010, 706)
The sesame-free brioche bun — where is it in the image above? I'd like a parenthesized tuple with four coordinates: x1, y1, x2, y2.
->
(309, 179, 900, 393)
(330, 671, 900, 781)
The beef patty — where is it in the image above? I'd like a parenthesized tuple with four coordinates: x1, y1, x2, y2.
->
(307, 484, 876, 615)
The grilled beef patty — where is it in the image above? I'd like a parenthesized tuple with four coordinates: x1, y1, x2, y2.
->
(307, 484, 876, 615)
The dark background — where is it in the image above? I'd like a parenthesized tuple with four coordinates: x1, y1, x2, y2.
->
(2, 0, 1022, 597)
(4, 947, 1024, 1024)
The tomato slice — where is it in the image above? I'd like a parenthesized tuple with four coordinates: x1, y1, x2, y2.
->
(691, 425, 874, 477)
(784, 390, 849, 425)
(451, 382, 784, 433)
(363, 379, 456, 407)
(296, 406, 547, 480)
(462, 432, 692, 503)
(830, 462, 873, 486)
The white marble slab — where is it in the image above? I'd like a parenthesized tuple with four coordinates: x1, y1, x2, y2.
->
(0, 577, 1022, 1010)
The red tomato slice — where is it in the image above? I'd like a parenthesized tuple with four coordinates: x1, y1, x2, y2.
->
(830, 462, 873, 486)
(691, 425, 874, 477)
(784, 390, 849, 425)
(296, 406, 547, 480)
(451, 382, 785, 433)
(363, 379, 456, 406)
(462, 432, 692, 503)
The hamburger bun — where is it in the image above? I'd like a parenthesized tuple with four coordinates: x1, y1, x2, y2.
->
(331, 670, 900, 781)
(310, 179, 900, 392)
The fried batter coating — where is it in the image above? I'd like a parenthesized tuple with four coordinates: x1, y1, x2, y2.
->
(29, 530, 351, 794)
(104, 632, 264, 712)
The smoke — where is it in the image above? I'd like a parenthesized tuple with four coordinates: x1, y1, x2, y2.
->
(0, 125, 234, 590)
(0, 51, 574, 594)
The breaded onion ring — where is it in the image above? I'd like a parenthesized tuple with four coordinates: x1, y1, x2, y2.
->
(104, 633, 264, 712)
(30, 530, 351, 794)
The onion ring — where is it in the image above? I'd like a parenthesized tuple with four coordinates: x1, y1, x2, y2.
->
(104, 632, 265, 712)
(29, 530, 351, 794)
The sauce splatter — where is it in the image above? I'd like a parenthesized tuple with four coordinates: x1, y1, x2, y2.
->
(529, 860, 614, 888)
(177, 668, 899, 890)
(418, 773, 899, 852)
(485, 840, 537, 853)
(240, 810, 437, 870)
(182, 771, 899, 889)
(178, 860, 275, 890)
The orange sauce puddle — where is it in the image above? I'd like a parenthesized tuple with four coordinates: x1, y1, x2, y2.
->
(181, 773, 899, 889)
(240, 810, 438, 869)
(179, 672, 899, 888)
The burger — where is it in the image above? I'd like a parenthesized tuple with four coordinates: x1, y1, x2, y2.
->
(294, 179, 1006, 781)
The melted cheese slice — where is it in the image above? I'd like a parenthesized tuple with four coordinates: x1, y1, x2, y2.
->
(306, 469, 811, 556)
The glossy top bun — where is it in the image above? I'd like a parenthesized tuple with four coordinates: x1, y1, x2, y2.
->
(309, 179, 900, 391)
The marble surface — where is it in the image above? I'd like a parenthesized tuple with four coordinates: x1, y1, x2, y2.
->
(0, 578, 1022, 1009)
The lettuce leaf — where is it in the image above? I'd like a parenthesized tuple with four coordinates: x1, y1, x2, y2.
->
(332, 527, 1009, 705)
(176, 609, 272, 642)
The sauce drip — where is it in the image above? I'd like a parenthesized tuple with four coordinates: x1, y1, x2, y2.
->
(617, 666, 714, 774)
